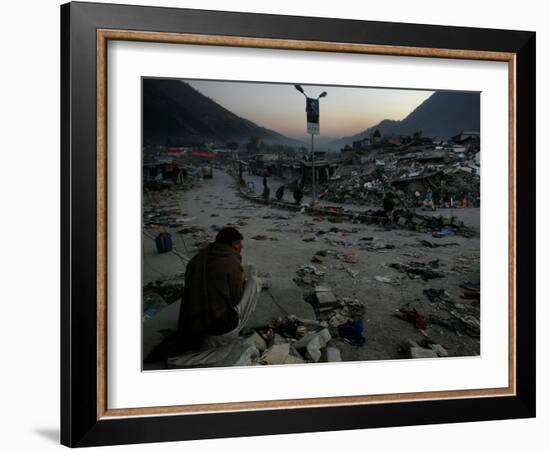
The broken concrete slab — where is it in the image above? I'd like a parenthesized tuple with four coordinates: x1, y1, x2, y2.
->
(325, 347, 342, 362)
(257, 343, 290, 365)
(246, 277, 316, 329)
(328, 313, 349, 328)
(294, 328, 332, 362)
(283, 354, 306, 365)
(245, 331, 267, 352)
(272, 333, 286, 345)
(410, 347, 439, 359)
(315, 286, 338, 307)
(429, 344, 449, 357)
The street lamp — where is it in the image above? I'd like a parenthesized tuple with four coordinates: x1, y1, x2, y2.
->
(294, 85, 327, 208)
(294, 84, 305, 95)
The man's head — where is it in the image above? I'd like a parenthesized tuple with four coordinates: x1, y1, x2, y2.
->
(215, 227, 244, 253)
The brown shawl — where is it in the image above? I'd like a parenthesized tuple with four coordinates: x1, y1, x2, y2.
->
(176, 242, 244, 350)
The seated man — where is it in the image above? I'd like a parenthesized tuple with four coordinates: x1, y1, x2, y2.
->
(176, 227, 263, 352)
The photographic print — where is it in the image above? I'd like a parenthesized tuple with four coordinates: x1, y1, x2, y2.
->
(142, 78, 481, 370)
(62, 3, 535, 444)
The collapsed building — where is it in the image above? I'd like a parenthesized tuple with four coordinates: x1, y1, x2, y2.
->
(320, 132, 480, 208)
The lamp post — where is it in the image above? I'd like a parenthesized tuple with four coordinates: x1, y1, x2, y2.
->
(294, 85, 327, 209)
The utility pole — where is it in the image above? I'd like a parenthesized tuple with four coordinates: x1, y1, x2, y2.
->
(294, 85, 327, 209)
(311, 132, 315, 206)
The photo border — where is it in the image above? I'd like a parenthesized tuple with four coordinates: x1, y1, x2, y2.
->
(61, 2, 535, 446)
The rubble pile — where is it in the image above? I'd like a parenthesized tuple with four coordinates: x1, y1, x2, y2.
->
(385, 210, 475, 237)
(320, 141, 480, 208)
(293, 260, 370, 354)
(245, 315, 340, 364)
(294, 264, 325, 286)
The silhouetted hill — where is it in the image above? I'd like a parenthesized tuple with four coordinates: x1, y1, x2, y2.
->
(329, 91, 480, 148)
(143, 79, 301, 147)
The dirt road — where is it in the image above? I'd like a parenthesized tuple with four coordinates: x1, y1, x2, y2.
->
(144, 168, 481, 363)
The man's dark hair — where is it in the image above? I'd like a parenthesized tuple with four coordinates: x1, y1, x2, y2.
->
(215, 227, 244, 245)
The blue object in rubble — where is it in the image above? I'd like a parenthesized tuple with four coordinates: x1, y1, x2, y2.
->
(433, 226, 455, 238)
(155, 232, 173, 253)
(337, 319, 366, 347)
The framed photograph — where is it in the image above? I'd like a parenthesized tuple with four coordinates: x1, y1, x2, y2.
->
(61, 1, 535, 447)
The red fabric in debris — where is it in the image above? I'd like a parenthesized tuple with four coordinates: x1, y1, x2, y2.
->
(398, 308, 428, 330)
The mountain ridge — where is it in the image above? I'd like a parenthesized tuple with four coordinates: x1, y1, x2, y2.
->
(143, 79, 303, 148)
(328, 91, 480, 149)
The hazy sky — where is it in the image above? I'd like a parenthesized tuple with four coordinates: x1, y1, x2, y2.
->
(187, 79, 434, 140)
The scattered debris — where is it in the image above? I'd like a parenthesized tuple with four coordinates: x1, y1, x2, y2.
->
(428, 310, 480, 337)
(311, 254, 325, 263)
(325, 237, 353, 247)
(143, 291, 168, 319)
(374, 275, 398, 284)
(429, 343, 449, 357)
(432, 226, 456, 238)
(342, 252, 358, 264)
(389, 261, 444, 281)
(323, 347, 342, 362)
(339, 297, 366, 316)
(400, 337, 449, 359)
(246, 331, 267, 352)
(345, 267, 360, 278)
(423, 288, 447, 302)
(418, 239, 459, 248)
(359, 238, 395, 252)
(328, 313, 350, 328)
(257, 343, 292, 365)
(460, 281, 481, 300)
(176, 225, 205, 234)
(410, 347, 439, 359)
(461, 281, 480, 291)
(315, 286, 339, 307)
(294, 329, 332, 362)
(302, 236, 318, 242)
(287, 314, 324, 328)
(337, 320, 366, 346)
(397, 308, 428, 330)
(268, 317, 299, 339)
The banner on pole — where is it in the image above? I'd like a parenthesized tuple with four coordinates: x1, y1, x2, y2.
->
(307, 122, 320, 135)
(305, 97, 320, 135)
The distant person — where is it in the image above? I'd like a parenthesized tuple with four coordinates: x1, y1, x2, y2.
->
(238, 162, 244, 186)
(414, 190, 421, 206)
(262, 176, 270, 205)
(424, 188, 435, 211)
(176, 227, 266, 351)
(382, 192, 395, 215)
(462, 196, 470, 208)
(293, 179, 304, 205)
(275, 185, 285, 201)
(442, 193, 450, 208)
